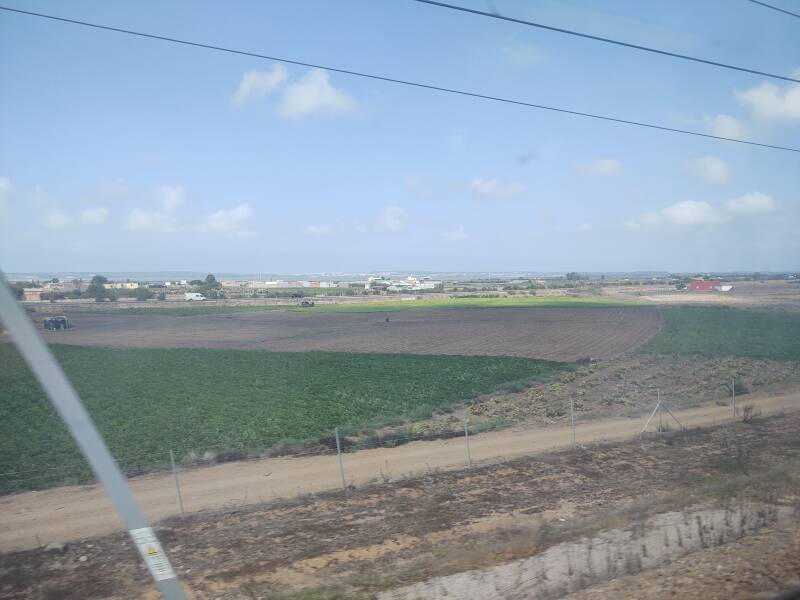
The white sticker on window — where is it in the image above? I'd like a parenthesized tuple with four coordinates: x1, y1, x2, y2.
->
(130, 527, 177, 581)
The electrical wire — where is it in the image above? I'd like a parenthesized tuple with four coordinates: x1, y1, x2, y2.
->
(411, 0, 800, 83)
(0, 4, 798, 153)
(745, 0, 800, 18)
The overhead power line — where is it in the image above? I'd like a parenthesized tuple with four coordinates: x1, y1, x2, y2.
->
(411, 0, 800, 84)
(746, 0, 800, 19)
(0, 4, 798, 153)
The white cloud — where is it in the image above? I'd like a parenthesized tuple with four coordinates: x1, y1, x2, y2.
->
(704, 114, 746, 138)
(689, 156, 729, 184)
(156, 185, 184, 211)
(662, 200, 727, 227)
(196, 204, 254, 236)
(78, 207, 108, 225)
(277, 69, 357, 118)
(378, 205, 408, 231)
(232, 65, 288, 107)
(304, 224, 333, 237)
(443, 225, 468, 241)
(470, 178, 524, 199)
(0, 176, 10, 191)
(735, 77, 800, 121)
(577, 223, 594, 232)
(40, 195, 108, 229)
(43, 209, 73, 229)
(501, 42, 545, 66)
(127, 186, 184, 232)
(625, 192, 776, 230)
(725, 192, 775, 215)
(578, 158, 622, 176)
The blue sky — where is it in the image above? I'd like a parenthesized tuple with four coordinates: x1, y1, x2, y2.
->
(1, 0, 798, 273)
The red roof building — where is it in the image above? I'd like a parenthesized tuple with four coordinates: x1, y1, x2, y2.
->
(687, 278, 722, 292)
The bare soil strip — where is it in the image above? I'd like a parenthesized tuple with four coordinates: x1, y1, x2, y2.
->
(35, 307, 661, 361)
(1, 390, 797, 554)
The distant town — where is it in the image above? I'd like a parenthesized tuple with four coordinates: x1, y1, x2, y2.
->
(7, 271, 798, 303)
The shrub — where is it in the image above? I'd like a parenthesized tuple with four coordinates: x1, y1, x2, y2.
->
(741, 404, 761, 423)
(133, 288, 154, 301)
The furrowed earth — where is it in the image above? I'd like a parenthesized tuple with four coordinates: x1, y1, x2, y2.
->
(30, 306, 662, 361)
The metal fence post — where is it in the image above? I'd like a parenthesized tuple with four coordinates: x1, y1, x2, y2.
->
(732, 376, 736, 417)
(335, 427, 346, 489)
(464, 417, 472, 467)
(169, 449, 184, 515)
(570, 396, 576, 447)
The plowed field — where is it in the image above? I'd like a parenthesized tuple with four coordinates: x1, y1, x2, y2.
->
(38, 307, 661, 361)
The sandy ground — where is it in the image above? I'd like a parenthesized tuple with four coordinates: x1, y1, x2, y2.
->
(31, 307, 662, 361)
(2, 389, 797, 554)
(565, 522, 800, 600)
(607, 280, 800, 311)
(4, 407, 800, 599)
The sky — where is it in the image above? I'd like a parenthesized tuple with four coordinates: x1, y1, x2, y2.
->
(1, 0, 799, 273)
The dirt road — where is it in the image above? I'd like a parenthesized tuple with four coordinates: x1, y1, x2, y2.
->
(2, 390, 798, 553)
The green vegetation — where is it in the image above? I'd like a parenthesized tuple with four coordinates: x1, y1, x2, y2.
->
(303, 295, 638, 312)
(0, 345, 569, 492)
(87, 295, 638, 316)
(641, 306, 800, 360)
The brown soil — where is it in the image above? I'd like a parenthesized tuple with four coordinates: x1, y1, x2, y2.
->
(31, 307, 662, 361)
(607, 280, 800, 312)
(565, 522, 800, 600)
(464, 354, 800, 425)
(2, 404, 800, 599)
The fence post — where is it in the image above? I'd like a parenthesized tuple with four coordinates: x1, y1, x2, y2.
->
(570, 396, 576, 447)
(732, 377, 736, 417)
(169, 449, 184, 515)
(335, 427, 347, 490)
(464, 417, 472, 467)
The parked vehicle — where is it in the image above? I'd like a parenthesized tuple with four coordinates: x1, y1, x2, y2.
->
(184, 292, 206, 301)
(42, 316, 71, 330)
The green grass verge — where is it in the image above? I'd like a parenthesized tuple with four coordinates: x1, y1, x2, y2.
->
(0, 344, 569, 492)
(84, 295, 639, 317)
(640, 306, 800, 360)
(299, 295, 639, 312)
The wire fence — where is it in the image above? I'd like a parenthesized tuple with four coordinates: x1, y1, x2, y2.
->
(1, 388, 750, 503)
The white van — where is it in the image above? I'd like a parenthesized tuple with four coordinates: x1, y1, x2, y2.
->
(184, 292, 206, 301)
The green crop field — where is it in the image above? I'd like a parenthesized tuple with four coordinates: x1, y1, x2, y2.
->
(93, 295, 637, 317)
(640, 307, 800, 360)
(302, 295, 638, 312)
(0, 344, 569, 492)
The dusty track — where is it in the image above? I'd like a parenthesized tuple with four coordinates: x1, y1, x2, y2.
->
(36, 307, 661, 361)
(2, 390, 798, 553)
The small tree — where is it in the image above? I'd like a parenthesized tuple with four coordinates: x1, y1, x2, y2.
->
(91, 274, 108, 286)
(157, 292, 166, 301)
(204, 274, 221, 290)
(133, 287, 154, 302)
(9, 283, 25, 299)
